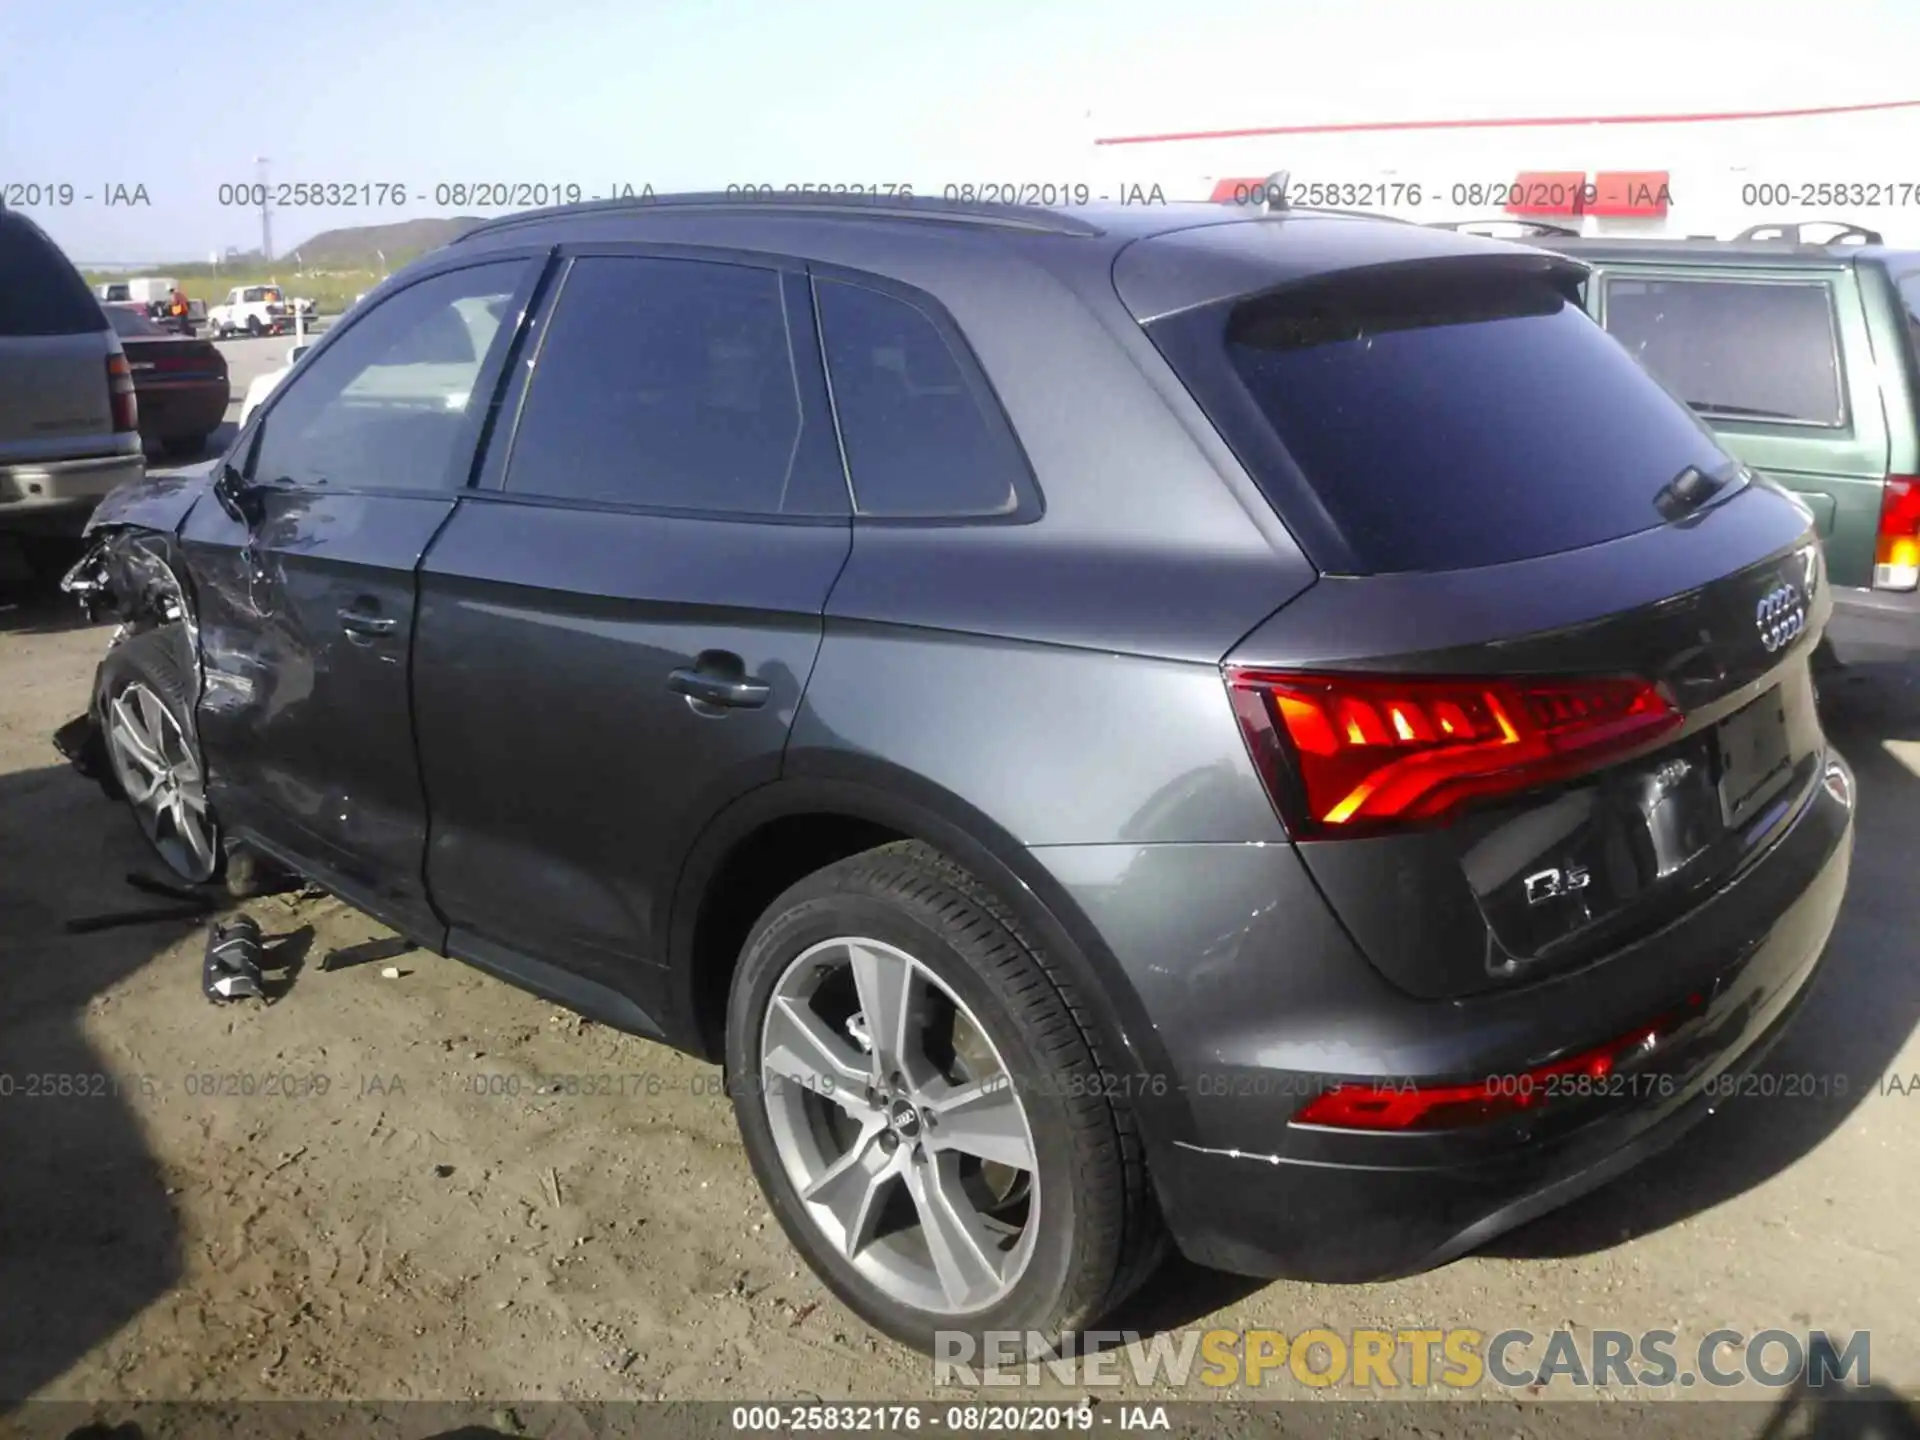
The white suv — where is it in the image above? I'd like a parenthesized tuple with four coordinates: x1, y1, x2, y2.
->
(0, 210, 144, 537)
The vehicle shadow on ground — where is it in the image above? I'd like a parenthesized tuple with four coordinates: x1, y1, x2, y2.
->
(0, 762, 196, 1402)
(0, 543, 93, 637)
(0, 595, 100, 639)
(1488, 660, 1920, 1261)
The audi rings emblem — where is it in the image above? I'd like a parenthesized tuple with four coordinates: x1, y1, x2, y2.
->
(1756, 582, 1806, 653)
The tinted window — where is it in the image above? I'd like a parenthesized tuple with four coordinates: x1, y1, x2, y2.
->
(1157, 258, 1736, 574)
(1603, 276, 1844, 425)
(249, 261, 525, 492)
(506, 256, 811, 514)
(105, 305, 166, 338)
(1897, 273, 1920, 366)
(816, 280, 1021, 517)
(0, 213, 105, 336)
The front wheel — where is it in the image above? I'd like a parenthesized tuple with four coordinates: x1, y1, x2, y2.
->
(726, 841, 1162, 1355)
(97, 625, 223, 884)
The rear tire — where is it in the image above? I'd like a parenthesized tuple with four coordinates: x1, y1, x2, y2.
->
(725, 840, 1163, 1356)
(245, 316, 264, 338)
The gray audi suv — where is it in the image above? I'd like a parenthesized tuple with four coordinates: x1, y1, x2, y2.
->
(57, 192, 1855, 1355)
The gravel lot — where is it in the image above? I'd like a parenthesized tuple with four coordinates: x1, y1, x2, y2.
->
(1, 408, 1917, 1414)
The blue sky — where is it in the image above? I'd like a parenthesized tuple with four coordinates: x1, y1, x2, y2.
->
(6, 0, 1920, 261)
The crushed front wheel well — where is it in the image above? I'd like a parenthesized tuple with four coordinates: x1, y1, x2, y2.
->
(62, 525, 193, 635)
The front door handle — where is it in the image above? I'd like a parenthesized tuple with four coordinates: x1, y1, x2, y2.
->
(668, 666, 771, 711)
(338, 609, 397, 638)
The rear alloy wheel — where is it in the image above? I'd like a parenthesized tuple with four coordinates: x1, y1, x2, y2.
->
(98, 626, 222, 884)
(246, 316, 264, 337)
(726, 841, 1162, 1354)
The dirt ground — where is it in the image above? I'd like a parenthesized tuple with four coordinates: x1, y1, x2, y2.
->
(3, 559, 1919, 1414)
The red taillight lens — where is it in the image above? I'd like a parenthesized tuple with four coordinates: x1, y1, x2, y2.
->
(1874, 474, 1920, 591)
(106, 353, 139, 432)
(1295, 995, 1706, 1132)
(1226, 669, 1681, 834)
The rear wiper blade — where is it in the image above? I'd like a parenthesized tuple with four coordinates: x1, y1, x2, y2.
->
(1683, 400, 1802, 420)
(1655, 462, 1744, 521)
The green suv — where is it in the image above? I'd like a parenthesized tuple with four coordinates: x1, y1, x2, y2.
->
(1531, 224, 1920, 664)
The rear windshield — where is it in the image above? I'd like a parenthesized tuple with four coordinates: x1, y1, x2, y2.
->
(1149, 257, 1736, 574)
(0, 213, 106, 336)
(105, 305, 166, 337)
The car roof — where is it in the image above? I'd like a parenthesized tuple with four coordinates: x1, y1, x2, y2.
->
(445, 190, 1566, 320)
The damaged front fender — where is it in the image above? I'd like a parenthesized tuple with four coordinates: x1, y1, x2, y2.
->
(55, 524, 204, 790)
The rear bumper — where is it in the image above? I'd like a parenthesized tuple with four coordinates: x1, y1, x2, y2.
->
(134, 381, 231, 441)
(1033, 747, 1855, 1282)
(1825, 582, 1920, 665)
(0, 451, 145, 530)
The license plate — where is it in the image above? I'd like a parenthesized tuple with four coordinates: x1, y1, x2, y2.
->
(1714, 689, 1794, 829)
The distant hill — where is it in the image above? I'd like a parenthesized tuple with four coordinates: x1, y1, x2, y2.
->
(281, 216, 488, 267)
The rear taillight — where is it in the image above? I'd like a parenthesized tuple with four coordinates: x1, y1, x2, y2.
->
(1226, 669, 1682, 835)
(106, 353, 138, 432)
(1873, 474, 1920, 590)
(1294, 993, 1706, 1132)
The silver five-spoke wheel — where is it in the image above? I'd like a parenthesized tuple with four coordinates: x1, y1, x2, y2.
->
(760, 936, 1040, 1315)
(105, 678, 217, 881)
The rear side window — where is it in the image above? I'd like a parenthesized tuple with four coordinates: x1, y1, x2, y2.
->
(1148, 257, 1736, 574)
(1602, 276, 1845, 426)
(816, 280, 1021, 517)
(0, 213, 105, 336)
(506, 256, 839, 516)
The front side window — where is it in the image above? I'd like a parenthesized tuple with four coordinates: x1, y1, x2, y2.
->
(248, 261, 526, 492)
(1602, 275, 1845, 426)
(504, 256, 816, 515)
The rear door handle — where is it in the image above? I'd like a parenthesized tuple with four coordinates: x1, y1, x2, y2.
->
(668, 666, 771, 710)
(338, 609, 398, 638)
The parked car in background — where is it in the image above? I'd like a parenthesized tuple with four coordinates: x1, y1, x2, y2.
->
(1528, 223, 1920, 665)
(238, 340, 311, 426)
(102, 304, 230, 455)
(98, 277, 193, 329)
(59, 193, 1855, 1356)
(122, 277, 180, 309)
(207, 285, 298, 338)
(0, 209, 143, 538)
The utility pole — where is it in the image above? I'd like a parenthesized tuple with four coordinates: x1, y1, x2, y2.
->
(257, 155, 273, 262)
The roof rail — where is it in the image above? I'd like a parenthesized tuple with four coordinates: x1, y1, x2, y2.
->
(453, 189, 1107, 244)
(1425, 218, 1581, 238)
(1734, 220, 1884, 246)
